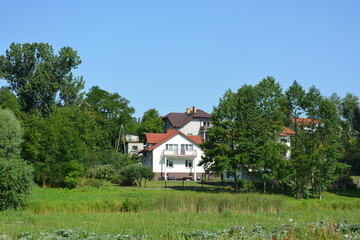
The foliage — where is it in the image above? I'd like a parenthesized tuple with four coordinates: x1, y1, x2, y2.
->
(0, 108, 23, 159)
(0, 158, 33, 210)
(120, 164, 154, 186)
(0, 87, 21, 118)
(137, 108, 163, 141)
(85, 86, 137, 150)
(64, 160, 85, 189)
(22, 107, 104, 187)
(85, 164, 118, 180)
(0, 42, 84, 116)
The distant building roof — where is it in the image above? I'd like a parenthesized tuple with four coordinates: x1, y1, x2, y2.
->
(142, 129, 202, 152)
(292, 118, 319, 125)
(163, 109, 211, 128)
(280, 126, 296, 137)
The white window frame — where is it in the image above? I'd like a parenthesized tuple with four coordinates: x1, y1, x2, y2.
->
(185, 160, 193, 168)
(167, 159, 174, 168)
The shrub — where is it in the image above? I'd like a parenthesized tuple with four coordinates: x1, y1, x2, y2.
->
(78, 178, 103, 188)
(64, 160, 85, 189)
(120, 164, 154, 186)
(0, 108, 22, 159)
(0, 158, 33, 210)
(85, 164, 117, 180)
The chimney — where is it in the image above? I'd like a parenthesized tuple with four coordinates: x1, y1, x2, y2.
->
(186, 108, 191, 114)
(167, 129, 176, 134)
(193, 106, 197, 114)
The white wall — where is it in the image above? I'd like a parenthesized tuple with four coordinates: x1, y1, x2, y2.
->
(178, 118, 211, 136)
(151, 134, 205, 176)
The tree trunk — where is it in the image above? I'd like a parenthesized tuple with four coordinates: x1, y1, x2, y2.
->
(252, 173, 255, 192)
(311, 171, 315, 199)
(247, 171, 250, 192)
(319, 184, 322, 200)
(342, 178, 347, 193)
(234, 175, 239, 193)
(263, 180, 266, 194)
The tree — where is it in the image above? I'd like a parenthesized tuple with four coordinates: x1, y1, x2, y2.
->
(314, 98, 348, 199)
(120, 164, 154, 186)
(200, 89, 242, 192)
(254, 77, 288, 194)
(0, 108, 33, 210)
(0, 158, 33, 210)
(285, 81, 309, 198)
(0, 42, 84, 115)
(201, 85, 270, 193)
(0, 87, 22, 118)
(85, 86, 137, 150)
(0, 108, 23, 159)
(22, 106, 107, 187)
(303, 86, 323, 198)
(138, 108, 163, 141)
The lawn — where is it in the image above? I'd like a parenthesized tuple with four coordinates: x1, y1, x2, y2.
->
(1, 181, 360, 239)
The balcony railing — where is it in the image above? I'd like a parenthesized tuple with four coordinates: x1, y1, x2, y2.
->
(200, 126, 212, 132)
(162, 149, 197, 156)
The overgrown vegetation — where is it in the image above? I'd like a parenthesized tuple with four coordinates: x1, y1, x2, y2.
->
(1, 184, 360, 238)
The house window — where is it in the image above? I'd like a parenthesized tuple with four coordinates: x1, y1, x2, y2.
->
(185, 160, 193, 168)
(132, 145, 138, 150)
(166, 144, 178, 151)
(181, 144, 193, 151)
(188, 133, 193, 135)
(167, 160, 174, 168)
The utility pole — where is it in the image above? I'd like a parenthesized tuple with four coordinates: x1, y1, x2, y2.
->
(116, 124, 126, 153)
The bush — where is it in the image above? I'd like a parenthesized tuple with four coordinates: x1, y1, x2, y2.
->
(78, 178, 103, 188)
(85, 164, 117, 180)
(120, 164, 154, 187)
(64, 160, 85, 189)
(0, 108, 22, 160)
(0, 158, 33, 210)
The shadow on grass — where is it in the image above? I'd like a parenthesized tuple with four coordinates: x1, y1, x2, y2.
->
(327, 188, 360, 198)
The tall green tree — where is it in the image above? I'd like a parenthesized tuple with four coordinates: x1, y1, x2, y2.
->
(0, 108, 23, 159)
(137, 108, 163, 141)
(285, 81, 309, 198)
(254, 77, 288, 194)
(314, 98, 348, 199)
(200, 89, 242, 192)
(0, 108, 33, 210)
(0, 42, 84, 115)
(303, 86, 323, 198)
(85, 86, 137, 150)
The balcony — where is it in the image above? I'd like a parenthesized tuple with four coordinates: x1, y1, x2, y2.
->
(162, 149, 197, 157)
(200, 125, 212, 132)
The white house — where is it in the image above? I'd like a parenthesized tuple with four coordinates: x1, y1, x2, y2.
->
(162, 106, 211, 141)
(141, 129, 205, 180)
(124, 134, 144, 156)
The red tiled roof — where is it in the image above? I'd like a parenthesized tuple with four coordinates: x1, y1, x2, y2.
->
(279, 126, 296, 137)
(163, 109, 211, 128)
(292, 118, 319, 125)
(144, 130, 202, 152)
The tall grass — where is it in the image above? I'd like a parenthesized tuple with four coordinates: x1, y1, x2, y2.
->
(1, 183, 360, 238)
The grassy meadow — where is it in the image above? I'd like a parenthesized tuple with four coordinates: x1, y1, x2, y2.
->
(1, 181, 360, 239)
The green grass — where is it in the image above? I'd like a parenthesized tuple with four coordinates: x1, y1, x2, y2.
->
(1, 181, 360, 239)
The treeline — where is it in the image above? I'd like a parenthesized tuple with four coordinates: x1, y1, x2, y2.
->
(201, 77, 360, 198)
(1, 43, 360, 200)
(0, 43, 163, 190)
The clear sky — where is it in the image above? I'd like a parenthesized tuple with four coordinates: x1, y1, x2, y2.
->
(1, 1, 359, 118)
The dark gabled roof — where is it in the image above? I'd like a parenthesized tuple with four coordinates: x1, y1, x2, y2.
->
(163, 109, 211, 128)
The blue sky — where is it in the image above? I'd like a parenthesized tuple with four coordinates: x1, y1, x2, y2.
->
(1, 1, 359, 118)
